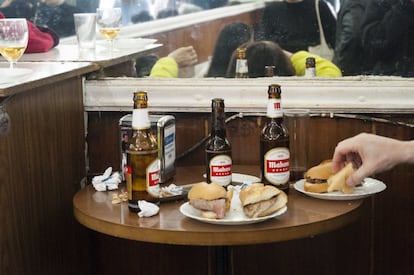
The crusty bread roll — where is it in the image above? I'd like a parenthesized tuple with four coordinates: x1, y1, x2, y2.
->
(188, 181, 227, 200)
(327, 163, 354, 194)
(188, 181, 231, 219)
(303, 160, 334, 193)
(239, 183, 287, 218)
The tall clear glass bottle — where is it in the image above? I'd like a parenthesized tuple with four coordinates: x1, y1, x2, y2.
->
(260, 84, 290, 193)
(125, 91, 160, 212)
(205, 98, 232, 186)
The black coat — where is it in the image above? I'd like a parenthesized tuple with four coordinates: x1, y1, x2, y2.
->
(333, 0, 370, 75)
(361, 0, 414, 76)
(259, 0, 337, 53)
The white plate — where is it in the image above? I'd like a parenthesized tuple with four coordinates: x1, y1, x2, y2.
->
(0, 68, 32, 84)
(202, 173, 260, 184)
(97, 38, 157, 49)
(293, 178, 386, 200)
(179, 187, 287, 225)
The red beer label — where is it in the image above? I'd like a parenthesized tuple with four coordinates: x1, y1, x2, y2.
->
(266, 158, 289, 173)
(211, 164, 232, 177)
(264, 147, 290, 185)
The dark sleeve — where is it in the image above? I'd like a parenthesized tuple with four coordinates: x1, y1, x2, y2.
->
(361, 0, 414, 54)
(261, 3, 287, 43)
(319, 0, 337, 48)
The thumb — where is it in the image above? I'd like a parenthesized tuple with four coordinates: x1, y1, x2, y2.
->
(346, 168, 366, 187)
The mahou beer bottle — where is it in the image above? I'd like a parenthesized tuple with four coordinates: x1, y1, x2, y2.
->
(260, 84, 290, 193)
(235, 48, 248, 78)
(305, 57, 316, 77)
(126, 91, 160, 212)
(205, 98, 232, 186)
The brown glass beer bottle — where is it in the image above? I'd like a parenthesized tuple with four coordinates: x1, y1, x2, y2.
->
(235, 48, 248, 78)
(305, 57, 316, 77)
(205, 98, 232, 186)
(260, 84, 290, 193)
(125, 91, 160, 212)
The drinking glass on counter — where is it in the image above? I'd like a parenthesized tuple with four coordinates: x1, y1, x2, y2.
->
(284, 109, 310, 183)
(74, 13, 97, 50)
(0, 18, 28, 69)
(96, 8, 121, 51)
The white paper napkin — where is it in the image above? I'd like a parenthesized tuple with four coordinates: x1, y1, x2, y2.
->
(92, 167, 122, 191)
(138, 200, 159, 217)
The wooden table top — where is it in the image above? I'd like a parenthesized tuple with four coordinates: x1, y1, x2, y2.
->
(73, 165, 364, 246)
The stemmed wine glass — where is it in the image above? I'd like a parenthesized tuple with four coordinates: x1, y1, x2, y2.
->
(96, 8, 122, 52)
(0, 18, 28, 69)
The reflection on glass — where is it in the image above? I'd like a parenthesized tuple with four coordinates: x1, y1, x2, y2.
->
(96, 7, 122, 51)
(0, 18, 28, 69)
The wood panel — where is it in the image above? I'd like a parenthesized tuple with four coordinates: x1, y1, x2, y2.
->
(86, 111, 414, 274)
(0, 78, 91, 275)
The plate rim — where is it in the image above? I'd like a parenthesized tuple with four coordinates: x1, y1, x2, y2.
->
(293, 178, 386, 200)
(179, 201, 287, 225)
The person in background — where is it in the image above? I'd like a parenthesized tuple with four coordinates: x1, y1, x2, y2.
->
(117, 0, 150, 26)
(0, 11, 59, 53)
(206, 21, 253, 77)
(0, 0, 36, 19)
(332, 133, 414, 187)
(226, 40, 342, 78)
(33, 0, 83, 38)
(360, 0, 414, 77)
(149, 45, 198, 78)
(258, 0, 336, 53)
(332, 0, 371, 76)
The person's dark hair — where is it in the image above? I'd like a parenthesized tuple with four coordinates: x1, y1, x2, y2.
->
(157, 8, 178, 19)
(135, 54, 159, 77)
(131, 10, 154, 23)
(226, 41, 295, 78)
(206, 21, 253, 77)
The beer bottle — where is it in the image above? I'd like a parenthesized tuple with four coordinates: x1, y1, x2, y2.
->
(205, 98, 232, 186)
(235, 48, 248, 78)
(305, 57, 316, 77)
(126, 91, 160, 212)
(265, 65, 276, 77)
(260, 84, 290, 193)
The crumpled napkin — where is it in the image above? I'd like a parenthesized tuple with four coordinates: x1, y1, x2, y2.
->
(92, 167, 122, 191)
(138, 200, 159, 217)
(160, 184, 183, 197)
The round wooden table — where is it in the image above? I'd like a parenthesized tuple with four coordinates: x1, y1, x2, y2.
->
(73, 165, 364, 246)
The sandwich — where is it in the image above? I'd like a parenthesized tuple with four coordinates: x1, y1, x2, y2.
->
(303, 160, 333, 193)
(327, 162, 354, 194)
(239, 183, 287, 218)
(304, 160, 355, 194)
(188, 181, 233, 219)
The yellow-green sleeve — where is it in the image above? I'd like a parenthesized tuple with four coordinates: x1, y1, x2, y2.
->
(150, 57, 178, 78)
(291, 51, 342, 77)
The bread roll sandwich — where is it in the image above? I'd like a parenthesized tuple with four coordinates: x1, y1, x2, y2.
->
(239, 183, 287, 218)
(304, 160, 355, 194)
(303, 160, 334, 193)
(327, 162, 354, 194)
(188, 182, 233, 219)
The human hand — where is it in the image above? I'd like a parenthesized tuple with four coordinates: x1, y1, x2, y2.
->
(168, 46, 198, 68)
(332, 133, 404, 186)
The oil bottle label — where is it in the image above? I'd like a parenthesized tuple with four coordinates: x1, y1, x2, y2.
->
(147, 159, 160, 197)
(209, 155, 232, 186)
(264, 147, 290, 185)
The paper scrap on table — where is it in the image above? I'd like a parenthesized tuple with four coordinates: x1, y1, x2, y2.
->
(160, 184, 183, 197)
(138, 200, 159, 217)
(92, 167, 122, 191)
